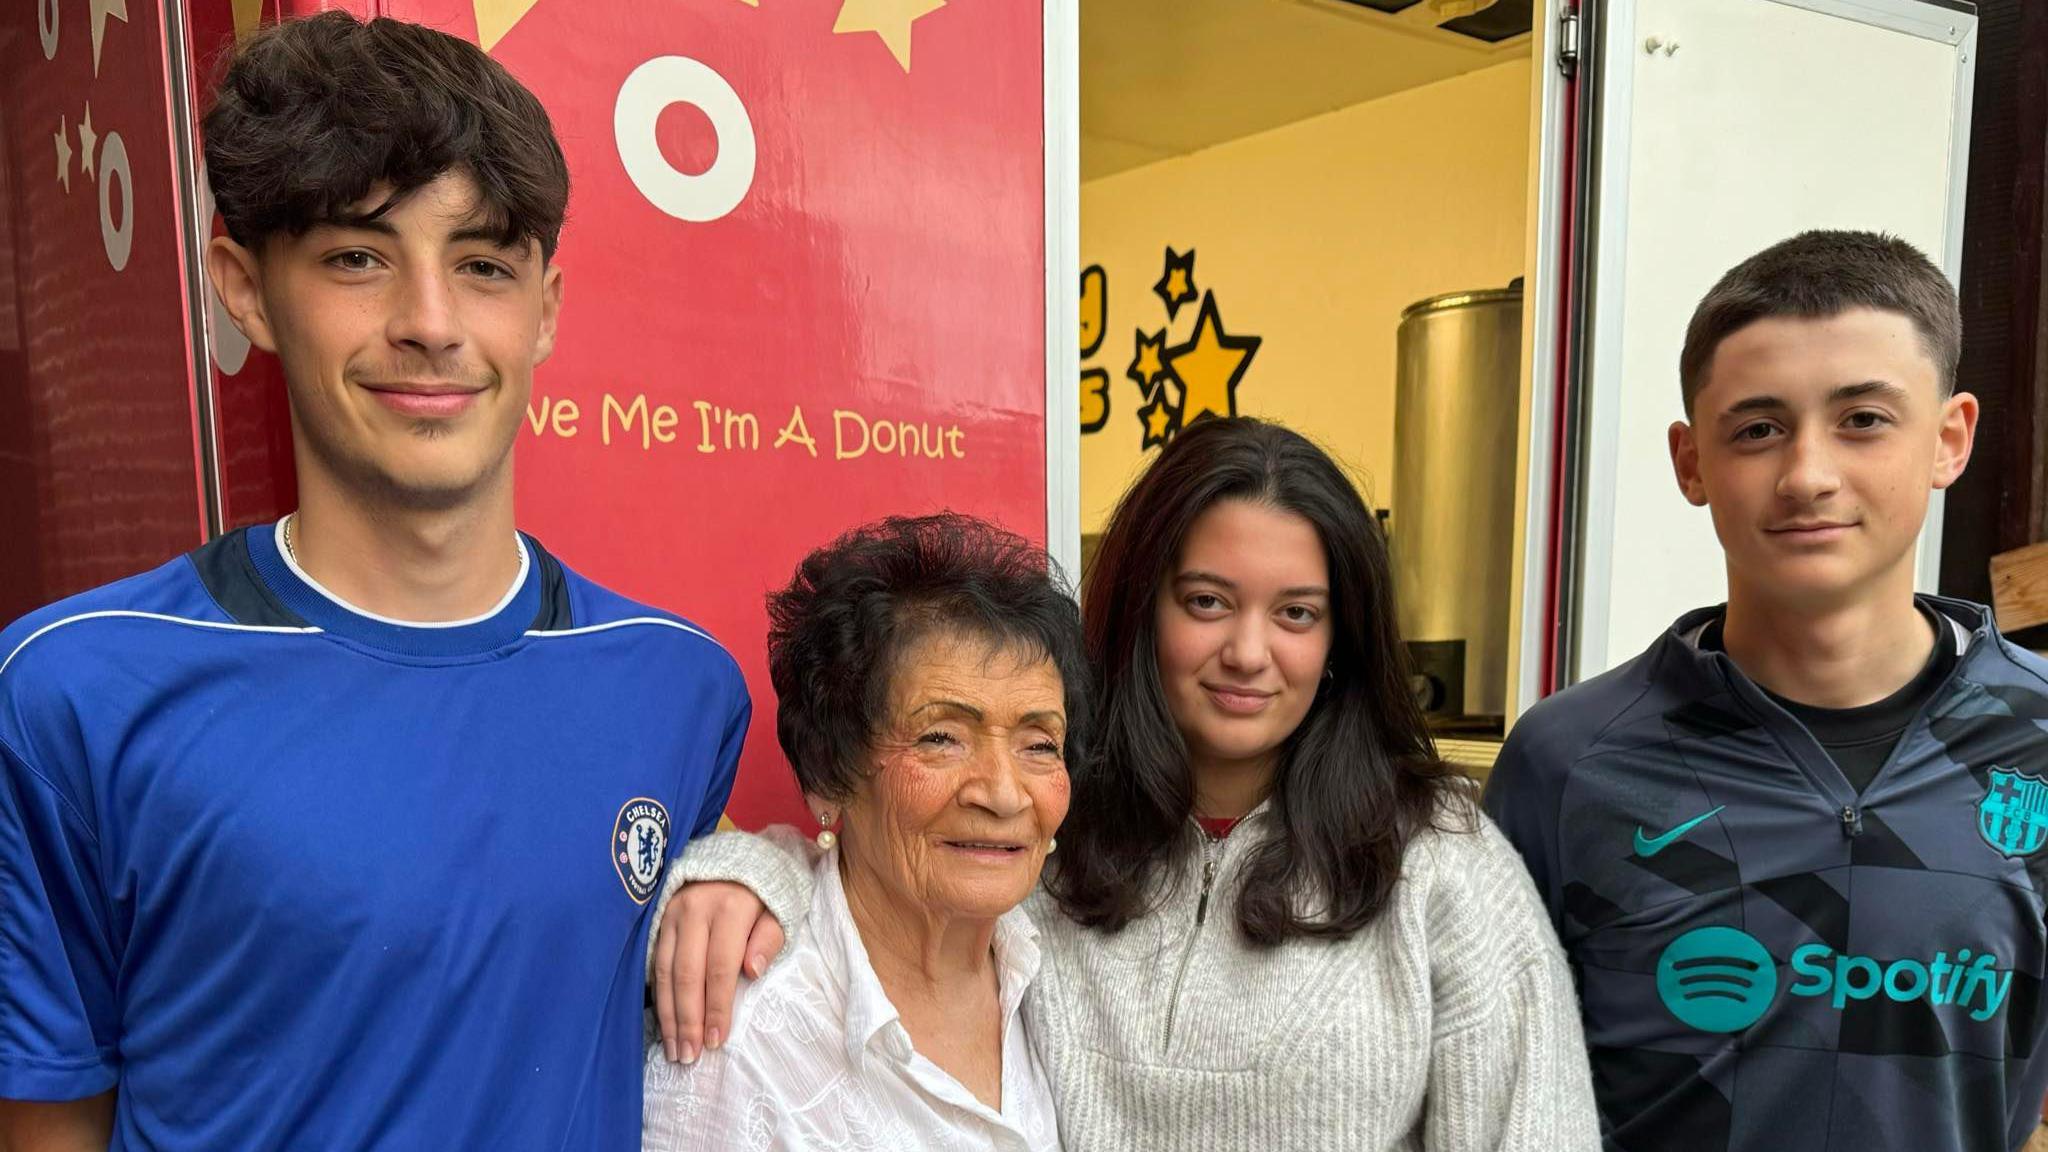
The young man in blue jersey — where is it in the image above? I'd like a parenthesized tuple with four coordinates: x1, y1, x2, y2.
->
(0, 13, 747, 1150)
(1484, 230, 2048, 1151)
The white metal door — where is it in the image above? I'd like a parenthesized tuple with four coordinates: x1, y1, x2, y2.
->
(1545, 0, 1976, 685)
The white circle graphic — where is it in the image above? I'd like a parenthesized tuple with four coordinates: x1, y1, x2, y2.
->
(39, 0, 59, 59)
(613, 55, 756, 224)
(98, 131, 132, 272)
(198, 166, 251, 374)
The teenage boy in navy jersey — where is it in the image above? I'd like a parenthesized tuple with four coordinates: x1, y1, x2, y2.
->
(0, 14, 747, 1150)
(1485, 231, 2048, 1151)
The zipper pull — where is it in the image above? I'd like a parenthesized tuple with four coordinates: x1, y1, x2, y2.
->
(1194, 853, 1218, 927)
(1840, 806, 1863, 839)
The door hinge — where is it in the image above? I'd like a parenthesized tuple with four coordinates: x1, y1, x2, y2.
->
(1557, 7, 1580, 76)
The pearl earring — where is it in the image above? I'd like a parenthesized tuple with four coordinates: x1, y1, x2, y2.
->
(1048, 837, 1058, 854)
(814, 812, 837, 851)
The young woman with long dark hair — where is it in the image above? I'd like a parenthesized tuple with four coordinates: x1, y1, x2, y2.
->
(1054, 415, 1467, 942)
(654, 418, 1597, 1150)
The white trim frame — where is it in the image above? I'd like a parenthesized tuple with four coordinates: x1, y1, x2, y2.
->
(1512, 0, 1577, 717)
(1568, 0, 1642, 682)
(162, 0, 225, 538)
(1043, 0, 1082, 583)
(1925, 3, 1977, 594)
(1565, 0, 1976, 682)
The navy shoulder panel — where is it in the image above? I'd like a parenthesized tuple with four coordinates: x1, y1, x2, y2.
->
(522, 534, 574, 632)
(187, 529, 308, 628)
(193, 528, 576, 633)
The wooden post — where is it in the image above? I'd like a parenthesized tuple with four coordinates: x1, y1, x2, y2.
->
(1939, 0, 2048, 599)
(2011, 0, 2048, 552)
(1992, 542, 2048, 639)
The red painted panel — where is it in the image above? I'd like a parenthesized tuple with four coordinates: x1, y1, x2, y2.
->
(188, 0, 298, 530)
(0, 0, 207, 623)
(202, 0, 1051, 828)
(486, 0, 1048, 829)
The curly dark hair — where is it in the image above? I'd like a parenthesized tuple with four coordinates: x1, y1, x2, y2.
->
(1045, 418, 1469, 946)
(767, 514, 1092, 803)
(201, 12, 569, 259)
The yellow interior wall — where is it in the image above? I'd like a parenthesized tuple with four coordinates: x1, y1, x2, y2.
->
(1080, 58, 1534, 534)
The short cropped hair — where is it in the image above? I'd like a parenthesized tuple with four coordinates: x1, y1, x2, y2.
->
(1679, 230, 1960, 413)
(202, 12, 570, 260)
(767, 514, 1092, 804)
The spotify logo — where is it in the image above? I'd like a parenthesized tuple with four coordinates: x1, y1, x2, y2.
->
(1655, 926, 1778, 1033)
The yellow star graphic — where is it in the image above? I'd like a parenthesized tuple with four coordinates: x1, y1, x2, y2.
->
(1153, 248, 1198, 317)
(89, 0, 128, 77)
(1128, 329, 1165, 384)
(1164, 293, 1260, 424)
(834, 0, 945, 73)
(78, 104, 98, 179)
(1145, 400, 1172, 440)
(473, 0, 544, 52)
(54, 117, 73, 194)
(231, 0, 264, 41)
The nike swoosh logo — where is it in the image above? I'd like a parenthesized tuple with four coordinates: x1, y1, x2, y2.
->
(1634, 806, 1726, 857)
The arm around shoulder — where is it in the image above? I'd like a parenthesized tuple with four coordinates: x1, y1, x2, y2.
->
(647, 826, 824, 1062)
(648, 825, 820, 972)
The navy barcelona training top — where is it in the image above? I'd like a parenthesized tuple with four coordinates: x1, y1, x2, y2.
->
(1485, 597, 2048, 1152)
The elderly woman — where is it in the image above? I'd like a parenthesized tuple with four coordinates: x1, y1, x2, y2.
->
(653, 422, 1598, 1150)
(642, 513, 1086, 1151)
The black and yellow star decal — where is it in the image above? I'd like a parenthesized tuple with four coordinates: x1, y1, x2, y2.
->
(1152, 246, 1198, 321)
(1135, 385, 1179, 451)
(1162, 291, 1259, 425)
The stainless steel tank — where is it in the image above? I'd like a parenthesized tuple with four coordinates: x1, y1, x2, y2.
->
(1391, 286, 1521, 724)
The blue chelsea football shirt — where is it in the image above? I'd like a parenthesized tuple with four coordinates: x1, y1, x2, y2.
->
(0, 523, 749, 1150)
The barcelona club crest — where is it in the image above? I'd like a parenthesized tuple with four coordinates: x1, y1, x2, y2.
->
(1979, 769, 2048, 858)
(613, 797, 672, 904)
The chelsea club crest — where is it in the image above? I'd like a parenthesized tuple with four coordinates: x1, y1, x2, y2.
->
(614, 797, 672, 904)
(1979, 768, 2048, 858)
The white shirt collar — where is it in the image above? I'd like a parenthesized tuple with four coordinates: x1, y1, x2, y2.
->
(811, 847, 1043, 1071)
(272, 514, 530, 629)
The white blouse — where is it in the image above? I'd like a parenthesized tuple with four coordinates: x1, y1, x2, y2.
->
(643, 847, 1062, 1151)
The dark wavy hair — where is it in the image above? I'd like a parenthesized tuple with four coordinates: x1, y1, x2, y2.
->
(1045, 418, 1467, 946)
(202, 11, 570, 260)
(767, 514, 1092, 802)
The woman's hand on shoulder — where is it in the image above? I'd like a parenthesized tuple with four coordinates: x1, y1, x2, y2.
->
(652, 882, 785, 1064)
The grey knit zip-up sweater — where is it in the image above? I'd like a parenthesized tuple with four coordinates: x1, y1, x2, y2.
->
(657, 806, 1599, 1151)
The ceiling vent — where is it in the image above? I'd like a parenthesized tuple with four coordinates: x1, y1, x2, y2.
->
(1440, 0, 1533, 43)
(1307, 0, 1533, 46)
